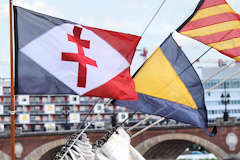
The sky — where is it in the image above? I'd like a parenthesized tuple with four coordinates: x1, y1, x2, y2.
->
(0, 0, 240, 78)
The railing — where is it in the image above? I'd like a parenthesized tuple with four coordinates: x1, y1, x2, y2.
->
(0, 117, 240, 137)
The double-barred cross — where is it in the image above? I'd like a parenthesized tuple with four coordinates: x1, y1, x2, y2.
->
(62, 26, 98, 88)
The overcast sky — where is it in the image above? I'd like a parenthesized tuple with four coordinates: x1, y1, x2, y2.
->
(0, 0, 239, 78)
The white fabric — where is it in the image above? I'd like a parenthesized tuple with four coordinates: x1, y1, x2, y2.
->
(62, 127, 145, 160)
(21, 23, 129, 95)
(67, 134, 95, 160)
(129, 146, 146, 160)
(68, 148, 86, 160)
(95, 148, 110, 160)
(99, 127, 145, 160)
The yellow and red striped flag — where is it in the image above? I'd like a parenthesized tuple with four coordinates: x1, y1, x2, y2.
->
(177, 0, 240, 61)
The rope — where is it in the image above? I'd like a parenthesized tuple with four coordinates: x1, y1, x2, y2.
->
(131, 117, 165, 138)
(125, 46, 213, 137)
(55, 98, 102, 160)
(205, 69, 240, 94)
(120, 111, 137, 126)
(129, 56, 237, 138)
(177, 47, 212, 77)
(127, 115, 152, 132)
(111, 1, 168, 127)
(129, 104, 185, 138)
(69, 0, 167, 140)
(77, 98, 102, 129)
(140, 0, 167, 37)
(59, 116, 98, 160)
(202, 61, 234, 84)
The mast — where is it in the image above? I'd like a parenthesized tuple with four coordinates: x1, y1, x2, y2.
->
(9, 0, 15, 160)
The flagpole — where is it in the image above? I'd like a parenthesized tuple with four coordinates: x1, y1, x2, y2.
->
(9, 0, 15, 160)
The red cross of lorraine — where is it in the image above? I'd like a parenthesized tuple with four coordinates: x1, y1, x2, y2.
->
(62, 26, 98, 88)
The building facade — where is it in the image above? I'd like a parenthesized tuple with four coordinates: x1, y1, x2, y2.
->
(0, 78, 152, 134)
(0, 62, 239, 134)
(202, 63, 240, 123)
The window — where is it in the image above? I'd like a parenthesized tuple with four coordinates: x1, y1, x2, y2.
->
(42, 97, 49, 103)
(4, 106, 10, 113)
(31, 106, 41, 112)
(35, 125, 41, 130)
(55, 97, 65, 103)
(56, 115, 65, 122)
(30, 97, 40, 104)
(3, 87, 10, 95)
(55, 106, 64, 112)
(230, 79, 240, 88)
(3, 97, 10, 103)
(16, 106, 22, 112)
